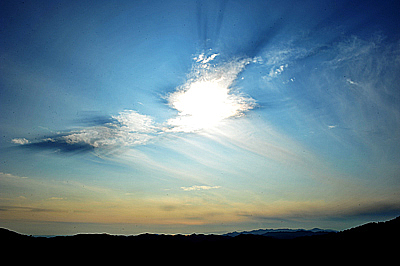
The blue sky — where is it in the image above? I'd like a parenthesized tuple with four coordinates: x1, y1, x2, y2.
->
(1, 0, 400, 235)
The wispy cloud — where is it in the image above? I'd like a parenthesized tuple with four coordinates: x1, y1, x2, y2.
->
(252, 33, 400, 160)
(0, 172, 28, 179)
(304, 35, 400, 152)
(47, 197, 65, 200)
(0, 205, 63, 213)
(180, 185, 221, 191)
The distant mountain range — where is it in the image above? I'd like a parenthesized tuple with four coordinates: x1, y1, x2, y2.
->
(223, 227, 336, 239)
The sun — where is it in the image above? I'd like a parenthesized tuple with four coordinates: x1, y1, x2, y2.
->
(165, 53, 256, 132)
(167, 79, 254, 132)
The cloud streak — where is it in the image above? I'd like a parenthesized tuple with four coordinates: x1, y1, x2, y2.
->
(241, 199, 400, 226)
(181, 185, 221, 191)
(15, 110, 159, 154)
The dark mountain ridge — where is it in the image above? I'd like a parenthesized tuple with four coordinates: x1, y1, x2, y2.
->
(2, 216, 399, 254)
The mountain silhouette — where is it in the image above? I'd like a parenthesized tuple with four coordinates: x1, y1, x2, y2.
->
(2, 216, 399, 257)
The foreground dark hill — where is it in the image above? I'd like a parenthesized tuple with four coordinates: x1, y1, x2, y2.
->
(2, 216, 399, 255)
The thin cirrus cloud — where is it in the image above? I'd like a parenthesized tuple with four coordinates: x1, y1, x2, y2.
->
(180, 185, 221, 191)
(13, 53, 256, 153)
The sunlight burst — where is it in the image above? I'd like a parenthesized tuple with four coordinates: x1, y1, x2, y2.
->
(166, 54, 255, 132)
(169, 80, 240, 131)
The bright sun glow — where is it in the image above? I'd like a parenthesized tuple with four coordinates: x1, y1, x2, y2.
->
(166, 53, 255, 132)
(167, 79, 254, 132)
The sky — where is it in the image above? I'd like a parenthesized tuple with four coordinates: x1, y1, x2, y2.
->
(1, 0, 400, 235)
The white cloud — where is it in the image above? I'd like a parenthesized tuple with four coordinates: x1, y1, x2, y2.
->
(346, 78, 358, 85)
(194, 53, 219, 65)
(32, 110, 159, 151)
(112, 110, 157, 133)
(11, 138, 29, 145)
(61, 110, 157, 148)
(0, 172, 28, 179)
(180, 185, 221, 191)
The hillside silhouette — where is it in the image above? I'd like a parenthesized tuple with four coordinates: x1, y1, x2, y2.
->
(2, 216, 399, 255)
